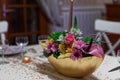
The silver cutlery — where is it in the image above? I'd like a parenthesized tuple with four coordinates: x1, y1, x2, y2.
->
(108, 66, 120, 72)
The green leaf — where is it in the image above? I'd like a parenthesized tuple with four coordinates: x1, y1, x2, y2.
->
(82, 37, 92, 44)
(74, 16, 78, 29)
(82, 37, 101, 45)
(50, 31, 67, 42)
(50, 32, 62, 41)
(53, 53, 60, 59)
(43, 51, 52, 57)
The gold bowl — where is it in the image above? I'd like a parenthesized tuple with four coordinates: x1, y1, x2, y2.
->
(48, 55, 103, 78)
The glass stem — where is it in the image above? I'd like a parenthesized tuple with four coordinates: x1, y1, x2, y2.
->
(21, 46, 24, 59)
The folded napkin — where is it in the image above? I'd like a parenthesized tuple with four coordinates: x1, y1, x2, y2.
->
(4, 46, 21, 55)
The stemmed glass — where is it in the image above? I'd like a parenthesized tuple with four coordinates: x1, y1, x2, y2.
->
(38, 35, 49, 44)
(15, 36, 29, 59)
(0, 40, 9, 65)
(38, 35, 49, 58)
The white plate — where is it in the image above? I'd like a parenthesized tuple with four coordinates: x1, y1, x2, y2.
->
(0, 46, 24, 55)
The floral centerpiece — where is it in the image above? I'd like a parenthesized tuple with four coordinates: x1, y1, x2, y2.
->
(40, 17, 104, 78)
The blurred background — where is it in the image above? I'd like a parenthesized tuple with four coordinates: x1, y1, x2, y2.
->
(0, 0, 119, 48)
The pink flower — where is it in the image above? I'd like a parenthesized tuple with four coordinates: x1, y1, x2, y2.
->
(74, 40, 86, 49)
(70, 49, 82, 60)
(88, 44, 104, 58)
(45, 43, 58, 53)
(65, 34, 75, 44)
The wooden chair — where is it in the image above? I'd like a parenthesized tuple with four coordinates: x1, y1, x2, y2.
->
(0, 21, 8, 45)
(95, 19, 120, 56)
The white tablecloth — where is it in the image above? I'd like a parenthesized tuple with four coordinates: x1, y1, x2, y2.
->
(0, 45, 120, 80)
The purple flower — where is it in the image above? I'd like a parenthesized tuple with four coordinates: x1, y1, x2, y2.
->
(45, 43, 58, 53)
(51, 43, 58, 53)
(70, 49, 82, 60)
(74, 40, 86, 49)
(88, 44, 104, 58)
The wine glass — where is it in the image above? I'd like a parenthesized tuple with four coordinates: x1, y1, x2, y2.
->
(15, 36, 29, 59)
(38, 35, 49, 58)
(38, 35, 49, 44)
(117, 50, 120, 64)
(0, 40, 9, 65)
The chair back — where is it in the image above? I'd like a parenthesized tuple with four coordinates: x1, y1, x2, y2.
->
(0, 21, 8, 33)
(94, 19, 120, 56)
(95, 19, 120, 34)
(0, 21, 8, 45)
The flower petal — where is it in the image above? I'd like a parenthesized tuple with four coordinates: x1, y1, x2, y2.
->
(88, 44, 104, 58)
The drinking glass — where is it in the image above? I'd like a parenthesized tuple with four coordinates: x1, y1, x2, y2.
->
(0, 40, 9, 65)
(38, 35, 49, 44)
(38, 35, 49, 58)
(15, 36, 29, 59)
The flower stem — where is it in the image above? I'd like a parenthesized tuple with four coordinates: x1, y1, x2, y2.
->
(86, 38, 93, 52)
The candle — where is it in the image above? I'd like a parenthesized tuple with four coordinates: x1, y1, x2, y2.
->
(22, 56, 31, 63)
(68, 0, 74, 32)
